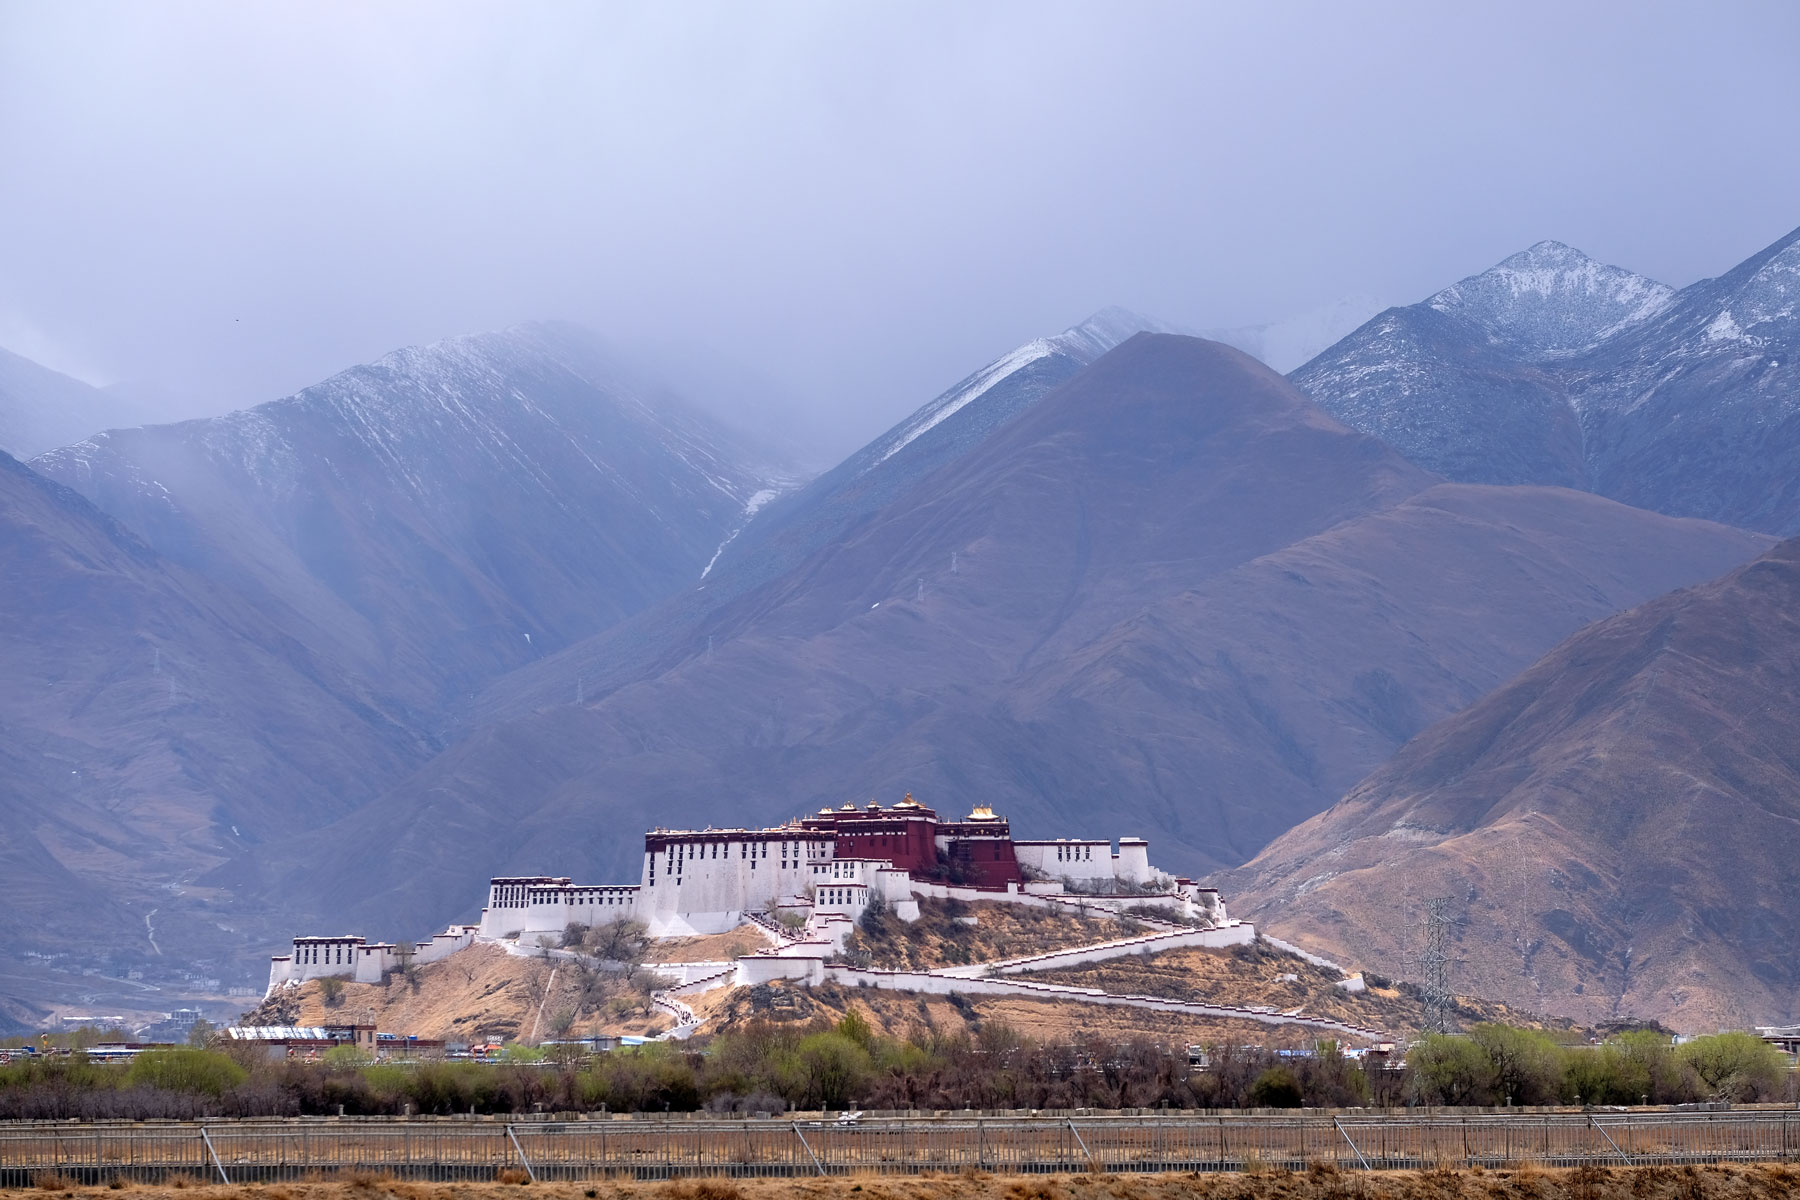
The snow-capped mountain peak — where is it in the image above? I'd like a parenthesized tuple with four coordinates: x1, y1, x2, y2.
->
(1428, 240, 1675, 357)
(1292, 224, 1800, 533)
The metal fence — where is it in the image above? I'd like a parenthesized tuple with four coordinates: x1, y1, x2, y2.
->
(5, 1111, 1800, 1186)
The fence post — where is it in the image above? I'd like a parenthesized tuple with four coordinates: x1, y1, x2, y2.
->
(505, 1125, 537, 1183)
(792, 1123, 826, 1176)
(1068, 1120, 1095, 1170)
(200, 1126, 230, 1186)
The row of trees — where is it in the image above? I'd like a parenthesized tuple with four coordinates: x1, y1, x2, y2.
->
(1407, 1027, 1790, 1107)
(1, 1017, 1790, 1120)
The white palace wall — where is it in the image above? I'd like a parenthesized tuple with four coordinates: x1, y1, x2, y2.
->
(638, 831, 836, 936)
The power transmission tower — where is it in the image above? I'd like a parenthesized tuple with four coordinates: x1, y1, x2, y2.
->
(1419, 896, 1452, 1035)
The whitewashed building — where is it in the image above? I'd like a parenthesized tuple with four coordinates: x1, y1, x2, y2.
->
(268, 796, 1222, 995)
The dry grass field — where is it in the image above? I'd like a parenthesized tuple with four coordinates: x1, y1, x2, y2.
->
(12, 1164, 1800, 1200)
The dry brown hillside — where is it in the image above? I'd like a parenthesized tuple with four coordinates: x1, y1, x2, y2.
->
(1223, 536, 1800, 1032)
(243, 917, 1567, 1049)
(243, 944, 672, 1042)
(1026, 942, 1566, 1036)
(838, 899, 1137, 970)
(696, 940, 1565, 1046)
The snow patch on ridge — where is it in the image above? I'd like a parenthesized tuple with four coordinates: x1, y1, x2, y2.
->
(872, 339, 1057, 466)
(1705, 310, 1747, 343)
(700, 486, 785, 579)
(865, 307, 1177, 472)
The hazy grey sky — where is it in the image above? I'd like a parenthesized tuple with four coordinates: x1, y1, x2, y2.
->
(4, 1, 1798, 457)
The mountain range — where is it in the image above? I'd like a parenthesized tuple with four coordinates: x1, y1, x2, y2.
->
(242, 335, 1764, 954)
(1293, 224, 1800, 534)
(3, 223, 1797, 1031)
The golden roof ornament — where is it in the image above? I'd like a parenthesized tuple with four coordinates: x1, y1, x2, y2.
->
(966, 804, 998, 821)
(896, 792, 921, 808)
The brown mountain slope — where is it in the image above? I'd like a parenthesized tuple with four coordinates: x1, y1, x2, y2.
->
(1221, 537, 1800, 1032)
(247, 336, 1767, 945)
(0, 450, 426, 1009)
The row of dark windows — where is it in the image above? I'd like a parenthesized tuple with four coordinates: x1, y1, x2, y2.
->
(658, 839, 828, 882)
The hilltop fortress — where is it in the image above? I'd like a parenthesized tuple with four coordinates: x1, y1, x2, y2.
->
(267, 795, 1239, 995)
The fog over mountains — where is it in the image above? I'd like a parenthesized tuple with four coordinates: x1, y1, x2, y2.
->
(2, 224, 1797, 1031)
(0, 349, 153, 461)
(34, 323, 795, 711)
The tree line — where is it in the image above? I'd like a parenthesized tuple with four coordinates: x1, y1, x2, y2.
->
(0, 1016, 1789, 1120)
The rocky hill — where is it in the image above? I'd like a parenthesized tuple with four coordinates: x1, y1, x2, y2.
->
(1293, 226, 1800, 533)
(1222, 537, 1800, 1032)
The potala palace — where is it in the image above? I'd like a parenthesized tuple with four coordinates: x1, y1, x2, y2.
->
(266, 795, 1246, 996)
